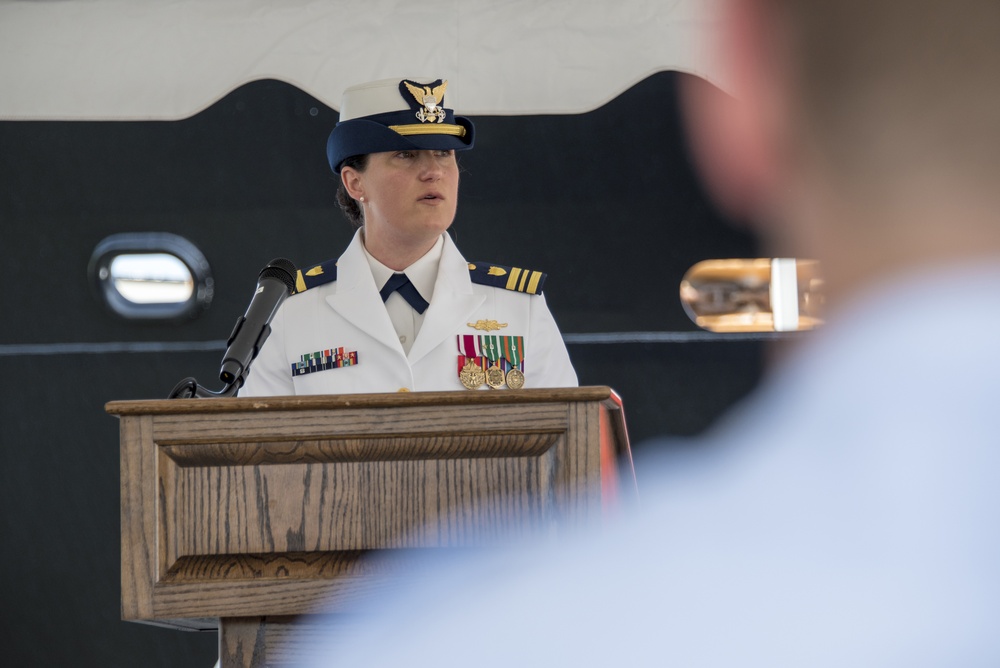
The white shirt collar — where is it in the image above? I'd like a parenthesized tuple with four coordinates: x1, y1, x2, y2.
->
(362, 233, 444, 304)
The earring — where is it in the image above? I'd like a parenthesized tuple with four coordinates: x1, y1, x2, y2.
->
(359, 196, 366, 203)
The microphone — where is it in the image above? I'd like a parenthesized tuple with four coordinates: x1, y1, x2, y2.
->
(219, 258, 297, 387)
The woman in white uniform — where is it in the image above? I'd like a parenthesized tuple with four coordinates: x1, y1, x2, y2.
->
(239, 77, 578, 396)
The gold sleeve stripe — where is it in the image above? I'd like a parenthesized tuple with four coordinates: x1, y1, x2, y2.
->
(518, 269, 529, 292)
(526, 271, 543, 295)
(389, 124, 467, 137)
(506, 267, 522, 291)
(295, 270, 307, 294)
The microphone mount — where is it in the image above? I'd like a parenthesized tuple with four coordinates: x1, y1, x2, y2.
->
(167, 375, 242, 399)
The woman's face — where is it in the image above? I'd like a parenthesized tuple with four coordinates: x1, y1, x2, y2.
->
(350, 149, 459, 253)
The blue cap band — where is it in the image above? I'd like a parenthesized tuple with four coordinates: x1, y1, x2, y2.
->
(327, 110, 475, 173)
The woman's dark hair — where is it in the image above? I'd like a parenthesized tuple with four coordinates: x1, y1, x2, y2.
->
(336, 154, 371, 229)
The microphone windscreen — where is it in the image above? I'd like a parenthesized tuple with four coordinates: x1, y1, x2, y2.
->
(260, 257, 297, 291)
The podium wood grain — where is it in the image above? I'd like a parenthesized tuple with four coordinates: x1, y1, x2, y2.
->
(110, 387, 634, 666)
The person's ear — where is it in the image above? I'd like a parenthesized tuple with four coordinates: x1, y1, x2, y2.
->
(680, 0, 789, 223)
(341, 166, 365, 201)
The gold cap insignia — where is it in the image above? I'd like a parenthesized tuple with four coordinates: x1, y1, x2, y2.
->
(402, 80, 448, 124)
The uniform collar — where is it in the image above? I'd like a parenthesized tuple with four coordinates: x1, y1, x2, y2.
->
(361, 233, 444, 305)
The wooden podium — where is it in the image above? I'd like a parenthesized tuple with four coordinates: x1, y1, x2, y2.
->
(107, 386, 634, 667)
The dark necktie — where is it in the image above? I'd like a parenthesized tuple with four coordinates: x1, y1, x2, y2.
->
(380, 273, 429, 314)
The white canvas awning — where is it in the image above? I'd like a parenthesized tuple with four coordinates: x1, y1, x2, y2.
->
(0, 0, 727, 120)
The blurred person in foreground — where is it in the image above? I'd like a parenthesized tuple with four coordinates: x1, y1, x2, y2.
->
(301, 0, 1000, 664)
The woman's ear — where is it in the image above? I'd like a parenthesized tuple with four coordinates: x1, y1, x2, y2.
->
(341, 166, 364, 201)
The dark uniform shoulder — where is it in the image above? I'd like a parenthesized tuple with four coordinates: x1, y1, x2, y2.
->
(467, 261, 547, 295)
(293, 259, 338, 294)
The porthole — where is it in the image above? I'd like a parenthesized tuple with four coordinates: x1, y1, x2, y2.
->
(89, 232, 213, 321)
(680, 258, 824, 333)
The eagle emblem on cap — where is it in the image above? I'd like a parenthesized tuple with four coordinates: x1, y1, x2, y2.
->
(402, 80, 448, 123)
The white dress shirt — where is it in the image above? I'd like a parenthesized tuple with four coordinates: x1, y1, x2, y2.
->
(362, 234, 443, 356)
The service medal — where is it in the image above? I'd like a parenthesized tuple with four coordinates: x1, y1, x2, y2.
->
(505, 366, 525, 389)
(501, 336, 525, 389)
(485, 364, 506, 389)
(456, 335, 486, 389)
(459, 358, 486, 390)
(480, 335, 507, 389)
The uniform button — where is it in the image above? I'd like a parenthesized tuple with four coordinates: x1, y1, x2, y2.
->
(397, 387, 410, 392)
(399, 335, 406, 343)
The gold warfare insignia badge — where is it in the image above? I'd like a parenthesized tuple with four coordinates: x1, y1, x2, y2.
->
(467, 320, 509, 332)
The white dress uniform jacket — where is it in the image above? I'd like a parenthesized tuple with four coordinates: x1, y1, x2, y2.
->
(239, 231, 578, 396)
